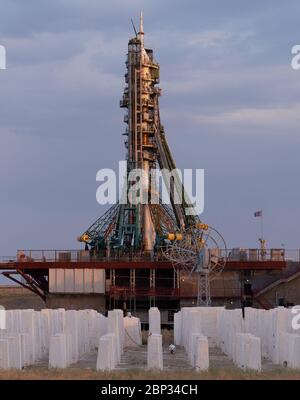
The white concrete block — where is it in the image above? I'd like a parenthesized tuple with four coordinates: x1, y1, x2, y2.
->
(186, 310, 202, 357)
(195, 335, 209, 371)
(188, 333, 201, 365)
(0, 329, 7, 339)
(96, 334, 116, 371)
(88, 310, 100, 349)
(49, 334, 68, 369)
(174, 311, 181, 346)
(95, 313, 108, 346)
(40, 312, 49, 355)
(197, 307, 224, 345)
(149, 307, 161, 335)
(20, 310, 36, 364)
(279, 332, 300, 369)
(8, 336, 22, 370)
(245, 336, 261, 371)
(268, 307, 289, 364)
(124, 316, 142, 347)
(235, 333, 261, 371)
(33, 312, 42, 360)
(108, 310, 124, 362)
(289, 334, 300, 369)
(78, 310, 90, 354)
(0, 339, 10, 369)
(65, 310, 79, 363)
(234, 333, 246, 366)
(20, 333, 30, 367)
(147, 333, 163, 370)
(5, 311, 12, 333)
(65, 333, 73, 366)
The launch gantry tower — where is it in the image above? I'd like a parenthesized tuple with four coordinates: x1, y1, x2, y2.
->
(79, 13, 199, 255)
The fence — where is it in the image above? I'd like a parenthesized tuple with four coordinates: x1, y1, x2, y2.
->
(1, 248, 299, 264)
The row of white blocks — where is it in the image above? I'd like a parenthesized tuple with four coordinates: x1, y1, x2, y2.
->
(1, 308, 145, 371)
(174, 306, 300, 371)
(0, 308, 108, 369)
(174, 308, 210, 370)
(175, 307, 224, 348)
(216, 309, 262, 371)
(96, 309, 125, 371)
(147, 308, 209, 372)
(218, 307, 300, 369)
(242, 306, 300, 366)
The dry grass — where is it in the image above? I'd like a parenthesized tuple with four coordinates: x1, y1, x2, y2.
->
(0, 368, 300, 380)
(0, 293, 44, 310)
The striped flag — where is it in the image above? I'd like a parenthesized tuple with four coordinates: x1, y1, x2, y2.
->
(254, 210, 262, 217)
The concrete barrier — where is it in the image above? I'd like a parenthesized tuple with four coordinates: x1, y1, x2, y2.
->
(20, 310, 36, 364)
(124, 316, 142, 347)
(174, 311, 181, 346)
(0, 339, 10, 369)
(8, 335, 22, 369)
(149, 307, 161, 335)
(65, 310, 79, 363)
(49, 334, 68, 368)
(20, 333, 30, 367)
(0, 308, 109, 370)
(279, 332, 300, 369)
(195, 335, 209, 371)
(0, 308, 6, 330)
(147, 333, 163, 370)
(235, 333, 261, 371)
(96, 333, 116, 371)
(108, 310, 124, 363)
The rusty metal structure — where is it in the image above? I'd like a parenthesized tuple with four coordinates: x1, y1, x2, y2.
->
(78, 13, 199, 255)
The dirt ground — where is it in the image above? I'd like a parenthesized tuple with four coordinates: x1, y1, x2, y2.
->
(0, 288, 44, 310)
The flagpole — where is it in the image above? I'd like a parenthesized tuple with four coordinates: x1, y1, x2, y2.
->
(260, 212, 264, 240)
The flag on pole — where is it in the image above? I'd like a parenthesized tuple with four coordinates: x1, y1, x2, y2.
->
(254, 210, 262, 217)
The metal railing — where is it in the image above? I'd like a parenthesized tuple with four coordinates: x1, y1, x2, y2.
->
(0, 256, 17, 263)
(0, 249, 168, 263)
(0, 248, 299, 264)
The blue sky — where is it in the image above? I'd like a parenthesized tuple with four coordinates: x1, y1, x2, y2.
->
(0, 0, 299, 275)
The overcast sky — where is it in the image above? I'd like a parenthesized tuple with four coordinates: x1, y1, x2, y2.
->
(0, 0, 299, 276)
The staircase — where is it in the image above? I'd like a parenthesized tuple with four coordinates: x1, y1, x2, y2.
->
(115, 345, 193, 371)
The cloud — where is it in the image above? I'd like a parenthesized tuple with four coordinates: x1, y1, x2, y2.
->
(192, 103, 300, 136)
(187, 30, 232, 48)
